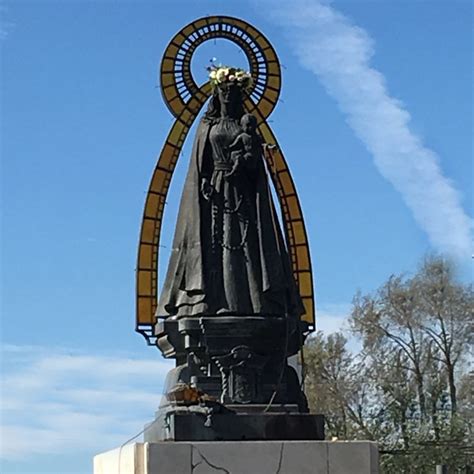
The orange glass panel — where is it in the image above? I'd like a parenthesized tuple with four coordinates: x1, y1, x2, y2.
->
(265, 49, 277, 63)
(182, 24, 196, 36)
(194, 19, 208, 29)
(161, 73, 175, 88)
(144, 193, 162, 219)
(279, 171, 296, 196)
(161, 58, 175, 73)
(138, 244, 153, 269)
(140, 219, 155, 244)
(296, 246, 310, 271)
(267, 75, 280, 90)
(264, 88, 279, 104)
(302, 298, 314, 324)
(138, 271, 152, 295)
(138, 297, 154, 324)
(168, 97, 185, 116)
(150, 168, 170, 194)
(180, 108, 192, 125)
(166, 44, 179, 57)
(163, 86, 179, 103)
(298, 272, 313, 297)
(287, 195, 302, 220)
(167, 122, 185, 147)
(291, 220, 306, 245)
(255, 35, 270, 51)
(188, 97, 203, 114)
(272, 152, 286, 172)
(159, 145, 178, 170)
(257, 98, 274, 120)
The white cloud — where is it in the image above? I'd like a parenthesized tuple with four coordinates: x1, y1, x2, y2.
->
(0, 4, 15, 41)
(316, 303, 350, 334)
(264, 0, 472, 260)
(0, 344, 172, 460)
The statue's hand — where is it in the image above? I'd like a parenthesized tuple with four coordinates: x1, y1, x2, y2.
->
(225, 159, 240, 179)
(201, 178, 213, 200)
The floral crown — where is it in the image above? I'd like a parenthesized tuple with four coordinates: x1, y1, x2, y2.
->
(207, 66, 253, 91)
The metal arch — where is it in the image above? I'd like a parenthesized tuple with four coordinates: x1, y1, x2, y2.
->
(160, 16, 281, 123)
(136, 16, 315, 344)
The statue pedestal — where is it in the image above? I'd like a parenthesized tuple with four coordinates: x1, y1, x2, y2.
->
(156, 316, 308, 409)
(144, 408, 325, 442)
(93, 441, 379, 474)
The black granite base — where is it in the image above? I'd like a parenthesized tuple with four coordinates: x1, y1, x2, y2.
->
(144, 410, 325, 442)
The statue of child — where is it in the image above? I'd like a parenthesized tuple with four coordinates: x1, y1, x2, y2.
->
(226, 113, 261, 177)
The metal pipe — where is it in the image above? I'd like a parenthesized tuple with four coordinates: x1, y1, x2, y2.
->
(436, 465, 448, 474)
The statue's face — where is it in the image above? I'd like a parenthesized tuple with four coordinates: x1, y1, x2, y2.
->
(217, 82, 240, 105)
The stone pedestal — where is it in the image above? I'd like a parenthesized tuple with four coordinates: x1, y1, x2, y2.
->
(145, 409, 325, 442)
(94, 441, 379, 474)
(155, 316, 309, 410)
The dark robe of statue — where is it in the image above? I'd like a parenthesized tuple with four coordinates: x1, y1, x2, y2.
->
(157, 82, 304, 326)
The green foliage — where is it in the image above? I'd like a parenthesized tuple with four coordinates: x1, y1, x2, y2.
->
(304, 256, 473, 473)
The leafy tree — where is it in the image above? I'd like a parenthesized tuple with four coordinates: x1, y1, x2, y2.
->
(304, 256, 473, 473)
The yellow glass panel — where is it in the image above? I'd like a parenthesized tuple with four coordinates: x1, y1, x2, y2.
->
(265, 49, 277, 63)
(194, 19, 208, 29)
(163, 86, 179, 103)
(259, 126, 274, 146)
(302, 298, 314, 324)
(273, 153, 287, 173)
(144, 193, 161, 219)
(138, 297, 154, 324)
(291, 220, 306, 245)
(181, 108, 192, 124)
(161, 58, 175, 73)
(188, 97, 202, 114)
(296, 246, 310, 271)
(182, 24, 195, 36)
(172, 33, 187, 45)
(150, 168, 170, 194)
(168, 121, 186, 146)
(165, 44, 179, 58)
(264, 88, 279, 104)
(257, 98, 274, 120)
(141, 218, 155, 244)
(161, 73, 175, 88)
(267, 75, 280, 90)
(287, 195, 302, 220)
(138, 244, 153, 269)
(244, 24, 258, 38)
(267, 63, 280, 76)
(200, 83, 212, 96)
(298, 271, 313, 297)
(255, 35, 270, 51)
(138, 271, 152, 295)
(168, 97, 185, 116)
(279, 171, 295, 195)
(159, 145, 177, 170)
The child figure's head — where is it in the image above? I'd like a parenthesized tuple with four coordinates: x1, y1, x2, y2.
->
(240, 113, 257, 134)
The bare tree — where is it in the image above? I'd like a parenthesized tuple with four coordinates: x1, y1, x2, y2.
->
(303, 256, 473, 473)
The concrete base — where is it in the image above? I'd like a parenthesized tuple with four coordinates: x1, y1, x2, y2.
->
(94, 441, 379, 474)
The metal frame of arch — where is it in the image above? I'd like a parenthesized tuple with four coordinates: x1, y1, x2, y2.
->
(136, 16, 315, 344)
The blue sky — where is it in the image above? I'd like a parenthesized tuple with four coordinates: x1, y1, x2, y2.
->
(1, 0, 472, 472)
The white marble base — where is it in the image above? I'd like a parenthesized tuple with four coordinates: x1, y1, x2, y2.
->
(94, 440, 379, 474)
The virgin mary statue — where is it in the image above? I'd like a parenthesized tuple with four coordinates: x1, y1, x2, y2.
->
(157, 67, 304, 330)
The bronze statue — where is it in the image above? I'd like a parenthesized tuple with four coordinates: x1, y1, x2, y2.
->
(157, 69, 304, 329)
(137, 17, 323, 442)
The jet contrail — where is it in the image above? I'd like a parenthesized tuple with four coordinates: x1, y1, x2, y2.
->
(264, 0, 472, 260)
